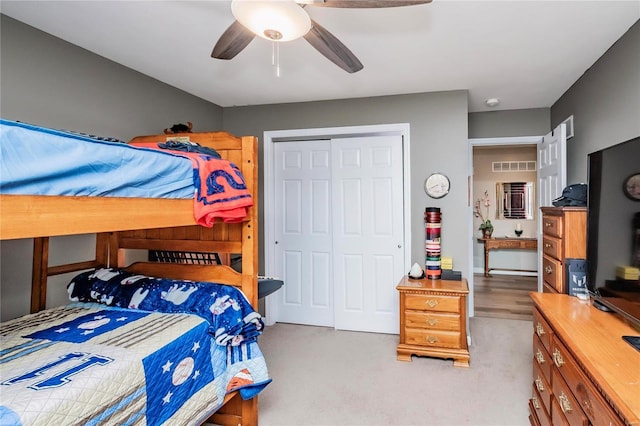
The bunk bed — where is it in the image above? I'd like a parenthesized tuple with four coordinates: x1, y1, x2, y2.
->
(0, 120, 267, 425)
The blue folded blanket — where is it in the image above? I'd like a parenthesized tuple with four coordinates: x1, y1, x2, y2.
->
(67, 268, 263, 346)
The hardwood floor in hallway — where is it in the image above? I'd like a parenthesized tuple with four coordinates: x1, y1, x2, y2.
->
(473, 273, 537, 321)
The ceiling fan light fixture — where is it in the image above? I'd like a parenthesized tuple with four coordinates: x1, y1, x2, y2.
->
(231, 0, 311, 42)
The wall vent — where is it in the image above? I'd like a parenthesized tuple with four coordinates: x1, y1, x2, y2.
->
(492, 161, 536, 172)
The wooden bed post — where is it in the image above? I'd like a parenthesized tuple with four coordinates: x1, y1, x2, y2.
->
(209, 392, 258, 426)
(31, 237, 49, 313)
(241, 135, 259, 309)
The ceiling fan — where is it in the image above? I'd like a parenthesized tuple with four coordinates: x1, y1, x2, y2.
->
(211, 0, 432, 73)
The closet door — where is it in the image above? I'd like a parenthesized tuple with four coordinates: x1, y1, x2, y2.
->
(332, 135, 404, 334)
(272, 135, 405, 333)
(274, 140, 334, 327)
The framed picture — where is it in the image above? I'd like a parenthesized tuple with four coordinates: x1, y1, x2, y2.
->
(623, 173, 640, 201)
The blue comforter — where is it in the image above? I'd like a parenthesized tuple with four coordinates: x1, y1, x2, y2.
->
(68, 268, 264, 346)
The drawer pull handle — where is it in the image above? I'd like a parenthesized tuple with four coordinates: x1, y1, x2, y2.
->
(425, 299, 439, 308)
(545, 222, 552, 228)
(559, 392, 572, 413)
(535, 377, 545, 392)
(535, 349, 545, 364)
(427, 318, 438, 326)
(532, 395, 541, 410)
(544, 243, 552, 248)
(535, 323, 545, 336)
(553, 348, 565, 367)
(545, 266, 553, 274)
(426, 336, 439, 344)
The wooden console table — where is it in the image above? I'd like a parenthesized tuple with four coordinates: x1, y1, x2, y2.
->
(478, 237, 537, 277)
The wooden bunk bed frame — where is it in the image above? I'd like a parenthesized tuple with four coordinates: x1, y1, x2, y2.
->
(0, 131, 261, 426)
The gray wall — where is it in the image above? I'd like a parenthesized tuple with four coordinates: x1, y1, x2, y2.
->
(0, 15, 223, 320)
(222, 91, 470, 276)
(469, 108, 550, 139)
(551, 20, 640, 183)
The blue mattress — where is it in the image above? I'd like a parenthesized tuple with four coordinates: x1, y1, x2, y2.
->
(0, 119, 194, 198)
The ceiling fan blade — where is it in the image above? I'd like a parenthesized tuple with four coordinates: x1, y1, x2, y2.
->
(211, 20, 255, 60)
(306, 0, 431, 8)
(304, 20, 363, 73)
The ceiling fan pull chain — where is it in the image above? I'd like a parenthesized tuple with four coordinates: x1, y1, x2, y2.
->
(272, 41, 281, 77)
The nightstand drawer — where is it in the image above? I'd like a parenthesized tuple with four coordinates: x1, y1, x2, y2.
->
(404, 328, 462, 349)
(542, 236, 561, 259)
(542, 255, 563, 293)
(543, 215, 563, 238)
(405, 311, 460, 331)
(404, 294, 460, 313)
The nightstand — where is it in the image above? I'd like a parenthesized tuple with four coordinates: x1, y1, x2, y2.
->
(396, 276, 470, 367)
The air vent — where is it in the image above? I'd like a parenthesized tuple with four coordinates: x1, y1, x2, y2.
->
(492, 161, 536, 172)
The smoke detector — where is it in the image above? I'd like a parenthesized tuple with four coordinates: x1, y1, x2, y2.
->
(485, 98, 500, 107)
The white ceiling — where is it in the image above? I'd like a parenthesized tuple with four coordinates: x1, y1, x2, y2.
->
(2, 1, 638, 112)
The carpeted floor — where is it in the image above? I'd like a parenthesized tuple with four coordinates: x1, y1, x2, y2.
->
(256, 317, 532, 426)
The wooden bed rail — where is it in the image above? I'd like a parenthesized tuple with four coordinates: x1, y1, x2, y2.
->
(30, 233, 109, 313)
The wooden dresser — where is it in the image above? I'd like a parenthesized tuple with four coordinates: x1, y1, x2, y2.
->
(541, 207, 587, 293)
(530, 293, 640, 426)
(396, 276, 469, 367)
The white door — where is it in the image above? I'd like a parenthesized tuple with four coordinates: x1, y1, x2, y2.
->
(272, 135, 405, 333)
(537, 123, 567, 290)
(274, 140, 334, 327)
(332, 135, 405, 334)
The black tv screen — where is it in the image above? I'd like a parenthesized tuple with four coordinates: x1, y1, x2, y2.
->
(586, 136, 640, 329)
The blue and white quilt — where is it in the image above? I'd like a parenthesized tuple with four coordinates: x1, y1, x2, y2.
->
(0, 271, 271, 426)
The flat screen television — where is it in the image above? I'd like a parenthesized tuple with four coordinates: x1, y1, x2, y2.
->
(586, 135, 640, 332)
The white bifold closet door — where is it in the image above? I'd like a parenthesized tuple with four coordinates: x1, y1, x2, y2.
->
(273, 135, 404, 334)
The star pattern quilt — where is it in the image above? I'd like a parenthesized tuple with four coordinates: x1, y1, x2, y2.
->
(0, 288, 270, 425)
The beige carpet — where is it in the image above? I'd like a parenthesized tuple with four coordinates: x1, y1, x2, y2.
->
(256, 317, 532, 426)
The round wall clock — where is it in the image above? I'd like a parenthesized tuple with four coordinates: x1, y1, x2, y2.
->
(424, 173, 450, 199)
(623, 173, 640, 201)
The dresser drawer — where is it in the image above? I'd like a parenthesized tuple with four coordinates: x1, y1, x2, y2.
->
(405, 311, 460, 331)
(533, 309, 552, 352)
(542, 255, 564, 293)
(531, 384, 552, 426)
(404, 294, 460, 313)
(550, 398, 571, 426)
(533, 335, 552, 385)
(542, 235, 561, 259)
(552, 368, 588, 426)
(533, 358, 552, 414)
(404, 328, 462, 349)
(543, 215, 563, 238)
(551, 338, 625, 426)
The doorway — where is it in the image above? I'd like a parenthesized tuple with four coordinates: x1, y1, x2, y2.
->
(467, 136, 543, 320)
(264, 124, 411, 333)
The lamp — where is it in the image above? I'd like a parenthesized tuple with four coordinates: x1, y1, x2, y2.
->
(231, 0, 312, 42)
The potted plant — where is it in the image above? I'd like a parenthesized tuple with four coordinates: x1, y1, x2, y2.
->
(475, 190, 494, 238)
